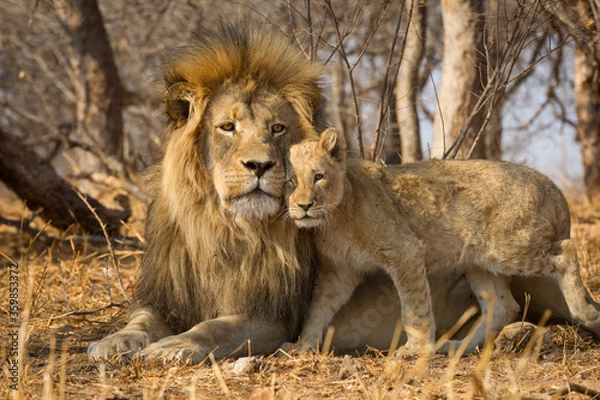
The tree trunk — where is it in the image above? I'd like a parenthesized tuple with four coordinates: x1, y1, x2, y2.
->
(54, 0, 124, 171)
(542, 0, 600, 200)
(484, 106, 503, 160)
(571, 0, 600, 200)
(396, 0, 426, 163)
(574, 44, 600, 200)
(432, 0, 487, 159)
(0, 129, 130, 235)
(382, 95, 401, 164)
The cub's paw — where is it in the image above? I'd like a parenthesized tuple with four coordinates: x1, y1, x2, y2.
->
(139, 334, 208, 365)
(393, 342, 433, 359)
(279, 340, 318, 355)
(392, 345, 421, 359)
(88, 330, 149, 361)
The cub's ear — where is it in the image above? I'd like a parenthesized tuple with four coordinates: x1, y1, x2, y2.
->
(164, 82, 197, 124)
(318, 128, 346, 163)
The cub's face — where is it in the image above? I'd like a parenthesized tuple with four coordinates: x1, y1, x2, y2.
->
(288, 132, 346, 229)
(204, 88, 308, 220)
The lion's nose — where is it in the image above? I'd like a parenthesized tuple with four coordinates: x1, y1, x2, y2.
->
(242, 160, 275, 178)
(297, 202, 314, 211)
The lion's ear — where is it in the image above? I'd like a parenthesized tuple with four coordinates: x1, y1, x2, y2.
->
(164, 82, 197, 123)
(318, 128, 346, 163)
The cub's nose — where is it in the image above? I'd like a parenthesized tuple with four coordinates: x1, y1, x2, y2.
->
(242, 160, 275, 178)
(297, 202, 314, 211)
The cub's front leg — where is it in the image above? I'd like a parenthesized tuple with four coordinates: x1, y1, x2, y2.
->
(88, 306, 173, 361)
(281, 259, 363, 354)
(388, 241, 436, 356)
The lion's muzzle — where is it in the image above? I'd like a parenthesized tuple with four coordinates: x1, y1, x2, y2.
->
(241, 159, 275, 178)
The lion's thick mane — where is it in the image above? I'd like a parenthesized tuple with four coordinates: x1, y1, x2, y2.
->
(136, 22, 321, 335)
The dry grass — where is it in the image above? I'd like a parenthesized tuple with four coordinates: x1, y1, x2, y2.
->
(1, 188, 600, 399)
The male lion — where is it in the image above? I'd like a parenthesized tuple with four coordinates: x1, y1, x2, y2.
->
(284, 128, 600, 355)
(87, 22, 323, 364)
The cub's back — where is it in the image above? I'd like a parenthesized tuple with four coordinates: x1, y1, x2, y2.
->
(374, 159, 571, 269)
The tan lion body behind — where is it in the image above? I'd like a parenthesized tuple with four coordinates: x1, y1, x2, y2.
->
(286, 129, 600, 355)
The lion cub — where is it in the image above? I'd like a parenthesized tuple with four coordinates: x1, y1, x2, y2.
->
(285, 128, 600, 355)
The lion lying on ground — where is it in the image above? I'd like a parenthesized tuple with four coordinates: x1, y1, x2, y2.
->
(283, 128, 600, 355)
(88, 22, 599, 365)
(87, 22, 323, 364)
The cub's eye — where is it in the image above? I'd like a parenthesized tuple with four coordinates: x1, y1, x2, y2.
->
(286, 178, 297, 188)
(271, 124, 286, 136)
(219, 122, 235, 132)
(314, 173, 324, 182)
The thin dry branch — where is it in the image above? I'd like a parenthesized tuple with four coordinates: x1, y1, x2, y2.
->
(75, 190, 130, 300)
(372, 1, 408, 162)
(324, 0, 365, 158)
(323, 0, 397, 159)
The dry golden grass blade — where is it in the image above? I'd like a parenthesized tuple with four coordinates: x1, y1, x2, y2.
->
(434, 306, 479, 353)
(210, 352, 232, 397)
(322, 325, 336, 355)
(386, 319, 403, 357)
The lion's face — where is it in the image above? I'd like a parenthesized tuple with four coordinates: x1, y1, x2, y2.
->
(288, 128, 347, 228)
(203, 87, 309, 220)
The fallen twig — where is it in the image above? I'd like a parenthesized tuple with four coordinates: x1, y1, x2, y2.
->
(46, 302, 126, 322)
(547, 382, 600, 399)
(0, 216, 143, 248)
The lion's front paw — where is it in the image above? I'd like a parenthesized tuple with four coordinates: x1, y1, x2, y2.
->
(88, 330, 149, 361)
(139, 334, 208, 365)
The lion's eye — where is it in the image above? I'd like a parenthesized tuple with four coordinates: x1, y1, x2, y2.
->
(314, 173, 324, 182)
(219, 122, 235, 132)
(271, 124, 286, 136)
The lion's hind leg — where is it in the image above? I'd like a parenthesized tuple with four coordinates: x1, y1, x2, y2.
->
(437, 270, 519, 355)
(551, 239, 600, 336)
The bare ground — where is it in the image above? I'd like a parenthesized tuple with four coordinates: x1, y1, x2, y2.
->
(1, 190, 600, 399)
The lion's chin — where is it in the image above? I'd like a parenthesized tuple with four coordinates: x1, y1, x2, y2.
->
(294, 217, 324, 229)
(226, 190, 282, 220)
